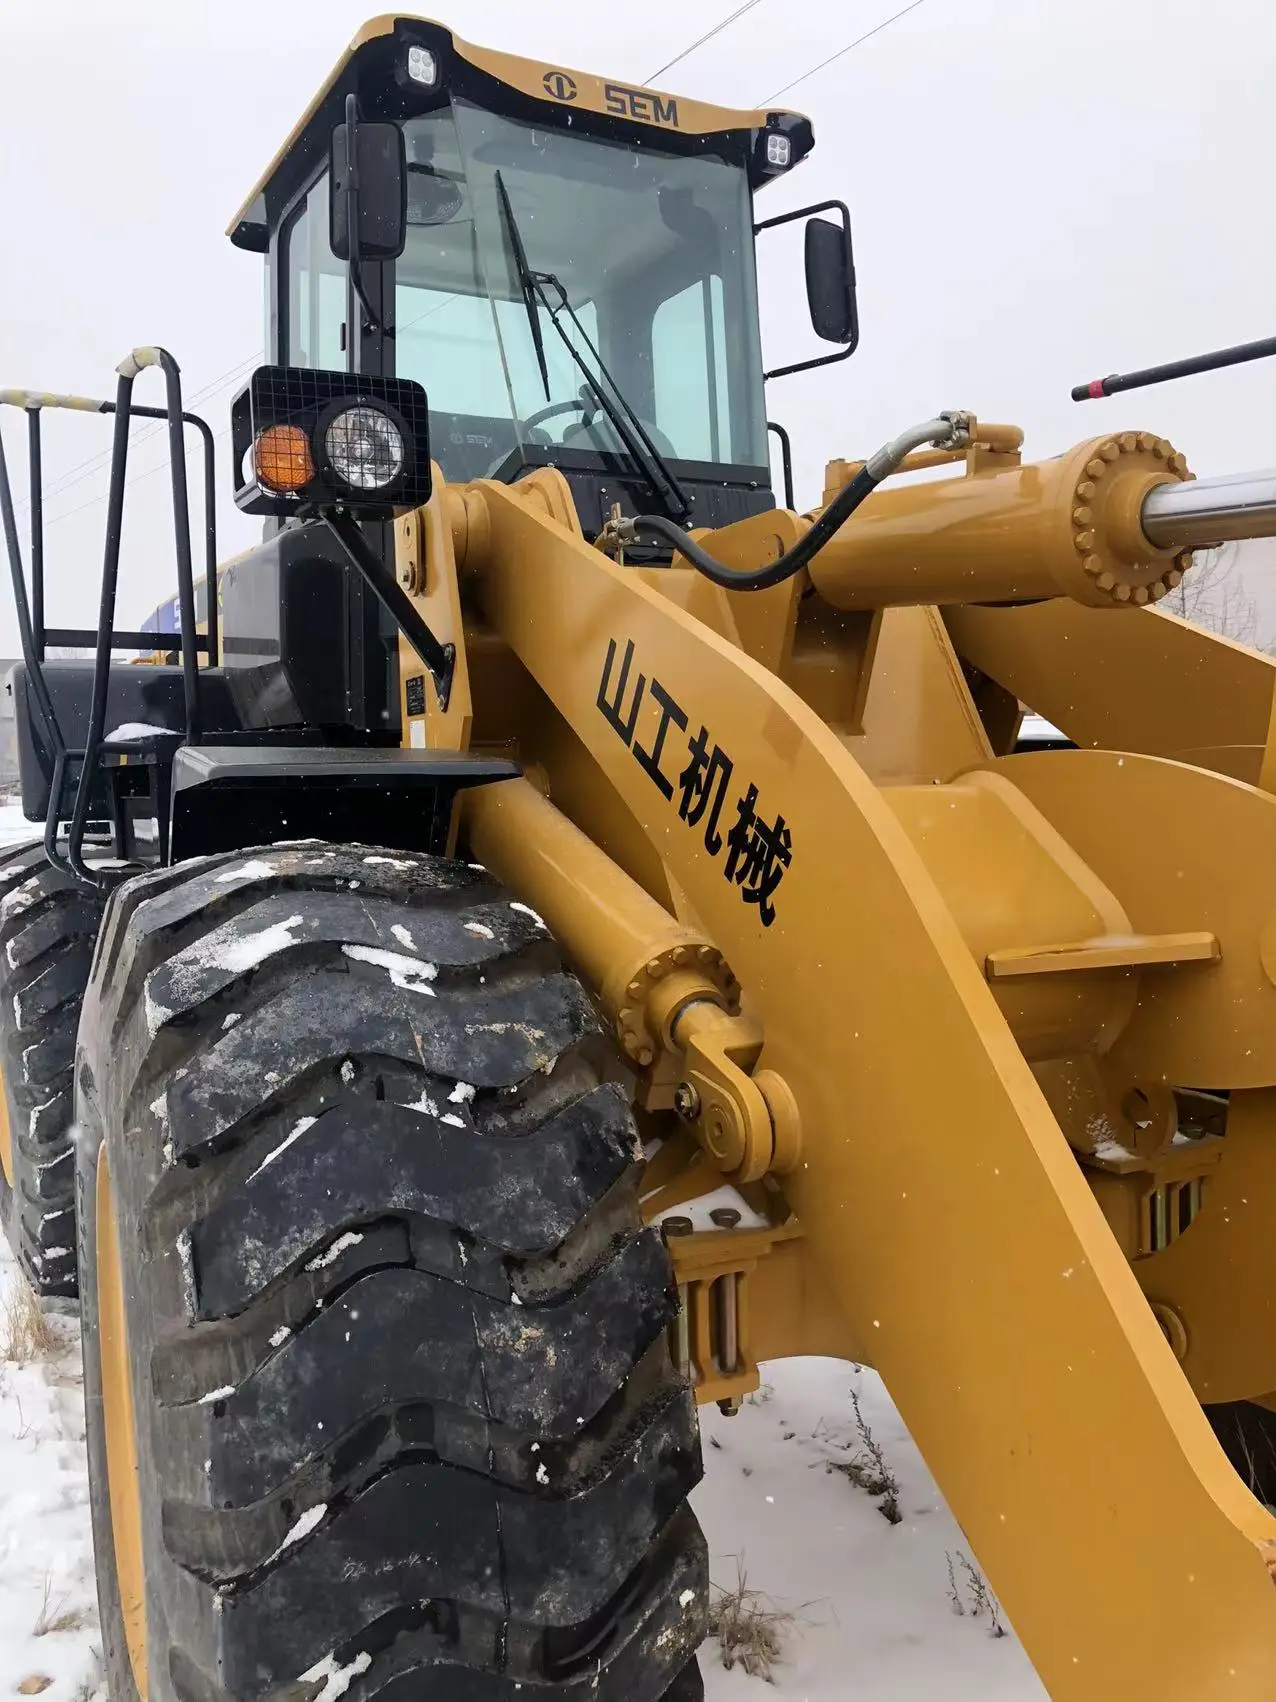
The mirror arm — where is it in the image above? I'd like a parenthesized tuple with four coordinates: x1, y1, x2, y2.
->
(755, 196, 858, 382)
(343, 93, 382, 343)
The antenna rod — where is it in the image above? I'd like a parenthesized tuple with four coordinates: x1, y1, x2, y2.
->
(1072, 334, 1276, 401)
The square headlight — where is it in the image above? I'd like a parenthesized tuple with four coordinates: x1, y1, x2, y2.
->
(231, 366, 432, 518)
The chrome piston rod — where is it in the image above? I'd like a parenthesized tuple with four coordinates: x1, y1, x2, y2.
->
(1142, 468, 1276, 549)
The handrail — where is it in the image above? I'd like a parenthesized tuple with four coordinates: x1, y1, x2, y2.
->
(0, 369, 215, 888)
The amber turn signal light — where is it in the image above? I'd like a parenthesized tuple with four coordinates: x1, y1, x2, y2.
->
(253, 423, 315, 493)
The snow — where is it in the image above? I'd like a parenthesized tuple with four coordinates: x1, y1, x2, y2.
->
(158, 914, 308, 1011)
(0, 1243, 102, 1702)
(0, 1219, 1044, 1701)
(1090, 1135, 1133, 1162)
(401, 1088, 439, 1117)
(211, 914, 305, 975)
(694, 1358, 1044, 1701)
(274, 1502, 325, 1555)
(249, 1114, 317, 1181)
(508, 901, 546, 928)
(103, 724, 179, 744)
(342, 943, 437, 995)
(390, 924, 416, 952)
(0, 803, 35, 847)
(304, 1232, 364, 1271)
(214, 860, 276, 885)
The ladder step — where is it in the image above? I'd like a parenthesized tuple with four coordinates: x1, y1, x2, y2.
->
(985, 930, 1219, 980)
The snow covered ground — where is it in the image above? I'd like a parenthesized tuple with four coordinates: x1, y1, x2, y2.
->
(0, 1244, 102, 1702)
(695, 1361, 1044, 1700)
(0, 803, 34, 847)
(0, 801, 1044, 1698)
(0, 1232, 1043, 1702)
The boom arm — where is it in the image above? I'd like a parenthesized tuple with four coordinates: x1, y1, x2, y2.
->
(431, 463, 1276, 1701)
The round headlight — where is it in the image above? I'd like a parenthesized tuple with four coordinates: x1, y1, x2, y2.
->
(324, 405, 406, 491)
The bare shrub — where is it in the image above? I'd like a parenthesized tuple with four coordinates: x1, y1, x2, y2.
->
(707, 1560, 796, 1682)
(33, 1573, 91, 1637)
(2, 1274, 55, 1365)
(824, 1388, 902, 1523)
(946, 1550, 1007, 1637)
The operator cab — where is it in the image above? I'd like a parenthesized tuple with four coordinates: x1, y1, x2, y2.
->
(229, 16, 853, 538)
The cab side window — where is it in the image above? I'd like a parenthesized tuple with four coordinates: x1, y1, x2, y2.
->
(282, 176, 346, 370)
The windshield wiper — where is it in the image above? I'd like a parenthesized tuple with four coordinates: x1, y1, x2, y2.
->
(494, 171, 551, 402)
(492, 173, 691, 524)
(530, 272, 691, 524)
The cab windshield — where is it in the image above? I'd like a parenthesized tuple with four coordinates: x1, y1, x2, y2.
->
(393, 102, 768, 483)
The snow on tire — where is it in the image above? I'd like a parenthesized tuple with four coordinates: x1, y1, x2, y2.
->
(75, 840, 707, 1702)
(0, 839, 104, 1300)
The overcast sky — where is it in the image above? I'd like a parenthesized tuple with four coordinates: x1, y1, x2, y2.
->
(1, 0, 1274, 649)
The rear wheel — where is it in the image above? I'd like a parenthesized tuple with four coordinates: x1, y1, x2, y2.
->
(76, 841, 707, 1702)
(0, 839, 104, 1300)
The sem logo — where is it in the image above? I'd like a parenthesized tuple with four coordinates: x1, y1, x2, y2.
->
(542, 69, 578, 102)
(604, 82, 680, 128)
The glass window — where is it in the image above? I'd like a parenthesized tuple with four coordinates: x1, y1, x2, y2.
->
(394, 102, 767, 483)
(653, 276, 732, 462)
(282, 175, 345, 371)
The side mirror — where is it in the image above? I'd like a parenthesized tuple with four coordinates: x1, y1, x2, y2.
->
(754, 198, 859, 381)
(805, 215, 857, 347)
(330, 110, 407, 262)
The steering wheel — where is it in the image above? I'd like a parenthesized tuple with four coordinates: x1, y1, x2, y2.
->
(520, 397, 593, 434)
(480, 397, 594, 478)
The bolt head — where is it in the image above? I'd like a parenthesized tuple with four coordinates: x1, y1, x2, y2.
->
(673, 1081, 701, 1121)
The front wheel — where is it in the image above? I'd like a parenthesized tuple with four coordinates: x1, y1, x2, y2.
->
(76, 841, 706, 1702)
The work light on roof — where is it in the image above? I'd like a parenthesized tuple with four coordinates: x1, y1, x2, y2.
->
(766, 133, 791, 169)
(406, 45, 438, 86)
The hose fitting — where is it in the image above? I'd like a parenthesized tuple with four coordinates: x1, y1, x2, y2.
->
(600, 412, 971, 593)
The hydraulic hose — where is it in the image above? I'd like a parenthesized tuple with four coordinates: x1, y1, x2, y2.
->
(608, 413, 970, 592)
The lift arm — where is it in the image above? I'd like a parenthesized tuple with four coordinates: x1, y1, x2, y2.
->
(442, 464, 1276, 1702)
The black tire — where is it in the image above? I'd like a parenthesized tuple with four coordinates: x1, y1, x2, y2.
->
(76, 841, 707, 1702)
(0, 837, 104, 1300)
(1207, 1400, 1276, 1510)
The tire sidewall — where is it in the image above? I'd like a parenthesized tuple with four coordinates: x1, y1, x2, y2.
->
(77, 1116, 143, 1702)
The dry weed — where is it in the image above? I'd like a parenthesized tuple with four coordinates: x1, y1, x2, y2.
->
(707, 1560, 795, 1682)
(945, 1549, 1007, 1637)
(72, 1647, 106, 1702)
(33, 1573, 91, 1637)
(824, 1388, 902, 1523)
(2, 1274, 56, 1365)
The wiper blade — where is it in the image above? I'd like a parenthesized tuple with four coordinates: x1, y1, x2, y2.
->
(494, 170, 551, 402)
(533, 270, 692, 524)
(491, 173, 691, 525)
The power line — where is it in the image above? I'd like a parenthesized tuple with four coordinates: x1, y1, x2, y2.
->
(39, 421, 235, 535)
(13, 350, 262, 517)
(759, 0, 930, 104)
(645, 0, 767, 86)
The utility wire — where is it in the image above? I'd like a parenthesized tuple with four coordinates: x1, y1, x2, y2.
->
(15, 350, 262, 516)
(760, 0, 930, 103)
(645, 0, 767, 85)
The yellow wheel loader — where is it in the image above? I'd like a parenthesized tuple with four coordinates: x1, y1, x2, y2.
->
(5, 15, 1276, 1701)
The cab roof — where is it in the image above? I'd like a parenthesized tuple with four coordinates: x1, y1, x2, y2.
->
(228, 14, 812, 252)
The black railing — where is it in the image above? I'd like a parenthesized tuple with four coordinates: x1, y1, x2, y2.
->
(0, 358, 215, 889)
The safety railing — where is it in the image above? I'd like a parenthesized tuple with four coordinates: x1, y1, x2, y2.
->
(0, 352, 214, 887)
